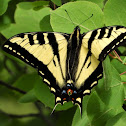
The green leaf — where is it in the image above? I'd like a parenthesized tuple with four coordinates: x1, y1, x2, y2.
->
(105, 112, 126, 126)
(51, 0, 62, 6)
(0, 56, 25, 85)
(103, 57, 121, 90)
(0, 114, 10, 126)
(117, 46, 126, 54)
(111, 56, 126, 74)
(8, 119, 24, 126)
(122, 57, 126, 64)
(87, 91, 115, 126)
(13, 73, 39, 92)
(0, 0, 10, 16)
(0, 14, 11, 31)
(0, 0, 25, 32)
(104, 0, 126, 26)
(34, 77, 73, 110)
(56, 107, 76, 126)
(120, 75, 126, 82)
(96, 57, 125, 113)
(72, 96, 91, 126)
(76, 0, 104, 8)
(1, 5, 51, 38)
(18, 89, 37, 103)
(40, 14, 53, 32)
(18, 1, 49, 10)
(24, 118, 47, 126)
(51, 1, 104, 34)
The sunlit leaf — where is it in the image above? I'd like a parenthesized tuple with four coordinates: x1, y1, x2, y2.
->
(51, 0, 62, 6)
(51, 1, 104, 34)
(104, 0, 126, 26)
(0, 0, 10, 16)
(105, 112, 126, 126)
(1, 5, 51, 38)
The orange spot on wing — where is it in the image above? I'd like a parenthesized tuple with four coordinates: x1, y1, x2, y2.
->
(63, 98, 66, 101)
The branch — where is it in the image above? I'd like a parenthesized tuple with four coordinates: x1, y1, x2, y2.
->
(34, 102, 54, 126)
(120, 71, 126, 75)
(0, 82, 54, 126)
(0, 80, 26, 94)
(3, 56, 14, 75)
(0, 109, 40, 118)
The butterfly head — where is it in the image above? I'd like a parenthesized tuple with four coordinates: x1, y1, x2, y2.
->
(74, 26, 80, 33)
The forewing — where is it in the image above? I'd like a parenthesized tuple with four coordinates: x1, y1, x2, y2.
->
(82, 26, 126, 61)
(3, 32, 69, 91)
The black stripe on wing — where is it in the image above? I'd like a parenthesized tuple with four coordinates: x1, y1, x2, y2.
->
(37, 32, 45, 45)
(47, 33, 66, 81)
(87, 30, 97, 50)
(28, 34, 34, 45)
(99, 32, 126, 61)
(98, 27, 106, 39)
(106, 27, 113, 38)
(78, 62, 103, 96)
(2, 40, 61, 90)
(48, 33, 59, 59)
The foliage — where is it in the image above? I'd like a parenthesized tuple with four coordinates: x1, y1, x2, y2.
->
(0, 0, 126, 126)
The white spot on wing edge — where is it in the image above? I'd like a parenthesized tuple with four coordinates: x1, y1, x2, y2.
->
(9, 47, 12, 50)
(63, 101, 67, 104)
(90, 81, 97, 88)
(116, 42, 120, 45)
(39, 71, 44, 75)
(44, 78, 50, 85)
(50, 87, 56, 92)
(97, 74, 102, 78)
(4, 45, 9, 48)
(56, 97, 61, 102)
(124, 36, 126, 39)
(17, 52, 20, 55)
(76, 97, 81, 103)
(83, 89, 90, 95)
(13, 50, 16, 53)
(21, 56, 24, 59)
(26, 59, 29, 62)
(31, 63, 34, 66)
(112, 45, 115, 49)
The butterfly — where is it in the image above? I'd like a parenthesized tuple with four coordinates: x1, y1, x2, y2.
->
(2, 25, 126, 114)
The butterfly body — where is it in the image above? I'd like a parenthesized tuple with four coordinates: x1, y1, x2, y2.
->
(3, 25, 126, 114)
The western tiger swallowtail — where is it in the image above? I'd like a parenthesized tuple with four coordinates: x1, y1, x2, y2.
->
(2, 25, 126, 114)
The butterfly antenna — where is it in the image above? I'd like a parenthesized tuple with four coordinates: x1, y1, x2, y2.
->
(65, 9, 75, 27)
(78, 14, 93, 26)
